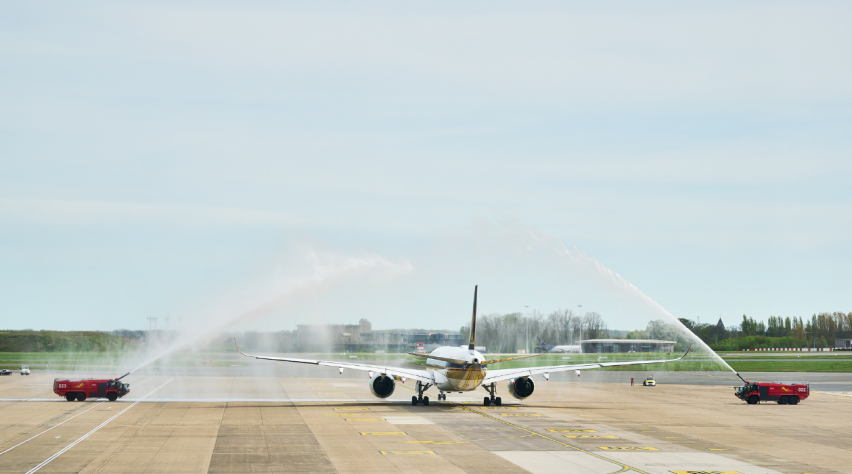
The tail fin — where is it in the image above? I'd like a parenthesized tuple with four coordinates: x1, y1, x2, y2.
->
(468, 285, 478, 350)
(537, 336, 546, 346)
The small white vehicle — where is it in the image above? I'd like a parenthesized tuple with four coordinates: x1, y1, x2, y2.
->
(21, 365, 30, 375)
(642, 376, 656, 386)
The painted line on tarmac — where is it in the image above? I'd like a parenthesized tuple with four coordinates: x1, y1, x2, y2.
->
(817, 391, 852, 398)
(394, 383, 646, 474)
(24, 378, 174, 474)
(450, 402, 650, 474)
(0, 402, 104, 456)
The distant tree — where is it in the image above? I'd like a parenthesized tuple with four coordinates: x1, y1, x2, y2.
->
(583, 312, 608, 339)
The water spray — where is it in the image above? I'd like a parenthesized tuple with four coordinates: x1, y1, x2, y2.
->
(516, 225, 741, 376)
(118, 251, 413, 378)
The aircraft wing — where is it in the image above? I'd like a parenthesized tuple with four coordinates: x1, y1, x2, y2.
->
(234, 339, 433, 384)
(482, 344, 691, 384)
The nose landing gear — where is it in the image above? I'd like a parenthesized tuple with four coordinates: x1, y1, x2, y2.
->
(483, 382, 501, 406)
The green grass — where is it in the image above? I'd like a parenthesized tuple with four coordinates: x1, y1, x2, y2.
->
(0, 331, 139, 352)
(726, 360, 852, 372)
(3, 349, 850, 373)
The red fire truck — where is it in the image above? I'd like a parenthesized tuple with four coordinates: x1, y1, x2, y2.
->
(53, 377, 130, 402)
(735, 381, 809, 405)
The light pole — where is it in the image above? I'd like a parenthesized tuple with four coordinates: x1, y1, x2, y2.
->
(525, 306, 530, 354)
(577, 305, 583, 345)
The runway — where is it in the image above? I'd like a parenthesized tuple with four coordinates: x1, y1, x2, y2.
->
(1, 369, 850, 473)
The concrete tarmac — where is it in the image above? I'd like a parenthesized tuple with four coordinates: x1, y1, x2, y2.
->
(1, 369, 850, 473)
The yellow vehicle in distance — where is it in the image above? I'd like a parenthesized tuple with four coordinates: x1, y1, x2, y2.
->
(643, 376, 656, 386)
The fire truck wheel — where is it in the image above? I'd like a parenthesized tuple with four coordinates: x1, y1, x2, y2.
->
(789, 396, 799, 405)
(65, 393, 76, 401)
(747, 395, 759, 405)
(76, 392, 87, 402)
(778, 396, 788, 405)
(107, 393, 118, 402)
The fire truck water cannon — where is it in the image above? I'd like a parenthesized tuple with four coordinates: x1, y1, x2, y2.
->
(735, 380, 809, 405)
(53, 377, 131, 402)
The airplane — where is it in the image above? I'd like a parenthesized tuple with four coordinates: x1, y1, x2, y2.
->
(235, 285, 691, 406)
(537, 336, 582, 354)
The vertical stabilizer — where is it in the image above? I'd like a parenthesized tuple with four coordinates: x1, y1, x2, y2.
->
(468, 285, 478, 350)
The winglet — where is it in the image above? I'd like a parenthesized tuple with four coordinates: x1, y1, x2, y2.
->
(677, 344, 692, 360)
(234, 338, 250, 357)
(468, 285, 478, 350)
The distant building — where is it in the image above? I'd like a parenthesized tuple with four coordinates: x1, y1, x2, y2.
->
(403, 333, 465, 352)
(291, 319, 462, 352)
(836, 339, 852, 350)
(295, 318, 404, 352)
(581, 339, 676, 353)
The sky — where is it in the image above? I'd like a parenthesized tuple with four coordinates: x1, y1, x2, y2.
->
(1, 1, 850, 333)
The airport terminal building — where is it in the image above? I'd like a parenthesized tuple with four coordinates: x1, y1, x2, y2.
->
(581, 339, 676, 353)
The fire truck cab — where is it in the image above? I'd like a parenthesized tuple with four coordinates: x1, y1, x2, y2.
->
(53, 378, 130, 402)
(735, 381, 808, 405)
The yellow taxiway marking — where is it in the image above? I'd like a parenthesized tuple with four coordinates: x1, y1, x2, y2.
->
(451, 404, 651, 474)
(599, 447, 659, 451)
(380, 451, 435, 455)
(548, 429, 597, 432)
(477, 406, 518, 409)
(709, 448, 728, 451)
(499, 413, 542, 417)
(335, 407, 369, 411)
(404, 441, 467, 445)
(345, 418, 384, 421)
(670, 471, 743, 474)
(565, 435, 618, 439)
(361, 432, 406, 436)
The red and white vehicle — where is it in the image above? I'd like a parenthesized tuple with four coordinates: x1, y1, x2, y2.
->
(735, 381, 809, 405)
(53, 377, 130, 402)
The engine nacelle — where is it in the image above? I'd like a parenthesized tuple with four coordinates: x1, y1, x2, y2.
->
(508, 376, 535, 400)
(368, 374, 396, 398)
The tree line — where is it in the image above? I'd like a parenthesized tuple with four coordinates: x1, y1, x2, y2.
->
(459, 310, 608, 353)
(679, 312, 852, 351)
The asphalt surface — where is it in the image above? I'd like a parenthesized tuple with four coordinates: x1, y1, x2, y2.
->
(1, 364, 851, 473)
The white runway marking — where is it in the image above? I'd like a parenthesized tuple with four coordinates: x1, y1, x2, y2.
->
(0, 402, 104, 456)
(24, 378, 173, 474)
(383, 416, 433, 425)
(494, 451, 784, 474)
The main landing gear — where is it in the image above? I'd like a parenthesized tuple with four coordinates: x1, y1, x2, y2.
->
(412, 381, 432, 406)
(437, 393, 446, 401)
(483, 382, 501, 406)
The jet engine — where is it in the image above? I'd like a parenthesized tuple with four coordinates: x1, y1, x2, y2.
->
(507, 376, 535, 400)
(368, 374, 396, 398)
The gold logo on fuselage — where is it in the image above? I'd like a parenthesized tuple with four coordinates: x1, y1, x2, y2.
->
(443, 366, 486, 391)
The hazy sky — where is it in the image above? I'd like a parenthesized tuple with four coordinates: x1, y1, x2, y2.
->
(2, 1, 850, 332)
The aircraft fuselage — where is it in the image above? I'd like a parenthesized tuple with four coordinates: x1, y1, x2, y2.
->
(425, 346, 486, 392)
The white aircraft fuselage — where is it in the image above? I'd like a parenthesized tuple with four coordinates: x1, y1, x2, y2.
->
(546, 345, 581, 353)
(425, 346, 487, 392)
